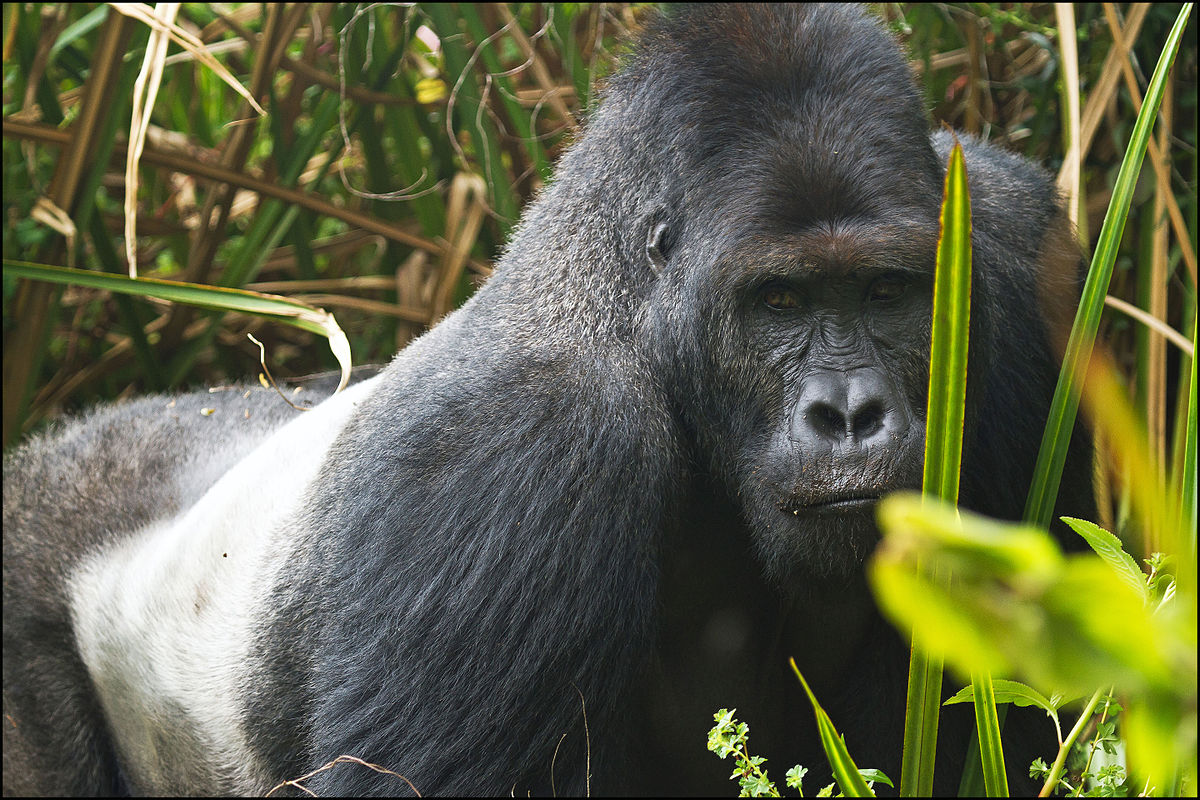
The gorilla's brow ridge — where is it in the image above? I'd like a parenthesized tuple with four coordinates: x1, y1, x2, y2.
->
(716, 219, 941, 285)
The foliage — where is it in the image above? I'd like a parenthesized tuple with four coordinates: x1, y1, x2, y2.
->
(2, 3, 645, 445)
(707, 709, 892, 798)
(873, 494, 1196, 793)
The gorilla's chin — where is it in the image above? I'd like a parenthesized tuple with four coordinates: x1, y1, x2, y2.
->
(746, 497, 884, 595)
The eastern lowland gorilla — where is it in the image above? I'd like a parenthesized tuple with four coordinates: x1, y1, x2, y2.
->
(3, 4, 1094, 796)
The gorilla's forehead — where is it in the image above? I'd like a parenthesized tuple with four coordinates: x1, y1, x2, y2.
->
(696, 208, 945, 280)
(615, 6, 946, 221)
(706, 218, 941, 285)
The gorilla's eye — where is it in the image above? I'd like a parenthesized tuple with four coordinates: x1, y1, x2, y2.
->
(869, 275, 908, 302)
(762, 283, 801, 310)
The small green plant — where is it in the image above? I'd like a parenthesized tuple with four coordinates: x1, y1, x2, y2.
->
(707, 708, 792, 798)
(707, 708, 892, 797)
(1028, 693, 1129, 798)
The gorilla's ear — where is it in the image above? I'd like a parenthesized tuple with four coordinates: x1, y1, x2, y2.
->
(645, 215, 673, 275)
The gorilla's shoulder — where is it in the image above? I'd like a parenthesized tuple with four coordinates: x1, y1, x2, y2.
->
(932, 129, 1060, 208)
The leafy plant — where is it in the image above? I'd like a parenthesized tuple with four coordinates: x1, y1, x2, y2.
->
(707, 709, 891, 798)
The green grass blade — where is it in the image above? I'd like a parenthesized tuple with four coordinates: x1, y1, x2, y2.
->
(424, 4, 521, 231)
(50, 6, 110, 64)
(459, 5, 553, 181)
(1180, 313, 1197, 562)
(901, 141, 973, 797)
(901, 641, 945, 796)
(1024, 3, 1194, 529)
(791, 660, 876, 798)
(922, 142, 972, 504)
(3, 261, 351, 390)
(970, 670, 1009, 797)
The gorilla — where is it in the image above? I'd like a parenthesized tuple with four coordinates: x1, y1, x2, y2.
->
(3, 4, 1093, 796)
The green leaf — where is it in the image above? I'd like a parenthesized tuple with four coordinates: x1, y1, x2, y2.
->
(877, 491, 1063, 580)
(873, 556, 1008, 675)
(785, 765, 808, 791)
(791, 660, 875, 798)
(50, 5, 109, 60)
(1060, 517, 1148, 600)
(969, 670, 1009, 797)
(902, 141, 974, 796)
(872, 495, 1194, 700)
(922, 140, 973, 505)
(857, 769, 894, 788)
(945, 680, 1056, 714)
(423, 4, 520, 230)
(3, 260, 352, 391)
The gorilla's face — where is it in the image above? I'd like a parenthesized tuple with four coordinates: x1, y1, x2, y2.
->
(735, 226, 934, 588)
(634, 28, 951, 590)
(656, 213, 939, 589)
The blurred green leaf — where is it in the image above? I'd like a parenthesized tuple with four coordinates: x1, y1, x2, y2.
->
(874, 494, 1193, 699)
(50, 5, 108, 60)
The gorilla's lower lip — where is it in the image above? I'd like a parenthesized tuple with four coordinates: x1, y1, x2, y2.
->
(782, 495, 881, 514)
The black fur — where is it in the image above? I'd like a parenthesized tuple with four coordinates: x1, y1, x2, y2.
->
(3, 4, 1093, 796)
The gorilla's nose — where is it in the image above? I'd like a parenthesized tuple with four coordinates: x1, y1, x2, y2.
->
(790, 369, 910, 452)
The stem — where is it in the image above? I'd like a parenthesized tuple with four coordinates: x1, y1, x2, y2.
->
(1071, 692, 1114, 797)
(1039, 688, 1105, 797)
(735, 741, 780, 798)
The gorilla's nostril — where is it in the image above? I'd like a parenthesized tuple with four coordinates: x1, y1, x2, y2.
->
(810, 403, 846, 439)
(852, 402, 885, 440)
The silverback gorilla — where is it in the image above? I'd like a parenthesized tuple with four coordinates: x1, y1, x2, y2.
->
(4, 4, 1093, 796)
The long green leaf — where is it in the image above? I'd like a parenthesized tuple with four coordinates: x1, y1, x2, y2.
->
(458, 6, 553, 181)
(1181, 313, 1198, 568)
(1024, 3, 1194, 529)
(3, 261, 351, 390)
(902, 641, 945, 797)
(791, 660, 875, 798)
(551, 3, 593, 110)
(901, 141, 973, 797)
(424, 3, 520, 231)
(922, 141, 973, 504)
(970, 669, 1008, 797)
(50, 5, 110, 60)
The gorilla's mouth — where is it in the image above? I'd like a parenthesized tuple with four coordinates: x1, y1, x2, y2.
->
(779, 492, 882, 515)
